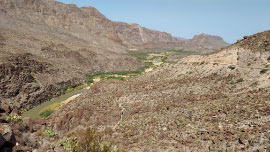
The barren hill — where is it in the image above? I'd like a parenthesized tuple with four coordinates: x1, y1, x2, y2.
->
(47, 31, 270, 151)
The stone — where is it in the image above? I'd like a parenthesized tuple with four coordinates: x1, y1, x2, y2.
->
(0, 124, 16, 150)
(239, 136, 248, 145)
(0, 113, 8, 123)
(257, 148, 265, 152)
(22, 117, 33, 132)
(1, 105, 11, 114)
(22, 133, 38, 148)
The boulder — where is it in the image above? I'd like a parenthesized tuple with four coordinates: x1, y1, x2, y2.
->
(1, 105, 11, 114)
(0, 113, 8, 123)
(22, 117, 33, 132)
(0, 124, 16, 150)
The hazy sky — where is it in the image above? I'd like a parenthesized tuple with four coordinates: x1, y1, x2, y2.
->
(57, 0, 270, 43)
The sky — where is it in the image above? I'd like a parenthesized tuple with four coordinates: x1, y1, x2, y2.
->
(56, 0, 270, 43)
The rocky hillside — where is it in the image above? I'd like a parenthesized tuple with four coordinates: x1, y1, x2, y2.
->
(46, 31, 270, 151)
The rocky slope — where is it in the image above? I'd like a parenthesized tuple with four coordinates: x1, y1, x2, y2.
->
(46, 31, 270, 151)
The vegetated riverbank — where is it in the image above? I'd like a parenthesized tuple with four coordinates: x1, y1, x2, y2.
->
(22, 49, 193, 119)
(22, 88, 88, 119)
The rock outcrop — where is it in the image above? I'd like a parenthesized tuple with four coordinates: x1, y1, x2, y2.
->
(0, 124, 16, 152)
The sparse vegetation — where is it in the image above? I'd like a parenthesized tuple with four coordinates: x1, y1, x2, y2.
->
(236, 78, 244, 83)
(168, 49, 194, 55)
(39, 109, 54, 118)
(260, 69, 268, 74)
(228, 65, 236, 70)
(251, 81, 258, 87)
(76, 128, 118, 152)
(200, 61, 205, 65)
(6, 113, 22, 124)
(56, 128, 118, 152)
(56, 137, 78, 152)
(43, 129, 58, 137)
(127, 51, 152, 60)
(71, 83, 81, 89)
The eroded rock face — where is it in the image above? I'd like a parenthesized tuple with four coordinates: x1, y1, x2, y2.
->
(0, 124, 16, 151)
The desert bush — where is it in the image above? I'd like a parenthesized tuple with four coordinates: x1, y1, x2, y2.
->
(76, 128, 118, 152)
(250, 81, 258, 87)
(228, 65, 236, 70)
(6, 113, 22, 124)
(57, 137, 78, 152)
(56, 128, 118, 152)
(236, 78, 244, 83)
(260, 69, 268, 74)
(71, 84, 80, 89)
(200, 61, 205, 65)
(43, 129, 58, 137)
(39, 109, 54, 118)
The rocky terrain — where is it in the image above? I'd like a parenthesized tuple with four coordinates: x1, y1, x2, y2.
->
(0, 0, 238, 151)
(0, 0, 229, 111)
(41, 30, 270, 151)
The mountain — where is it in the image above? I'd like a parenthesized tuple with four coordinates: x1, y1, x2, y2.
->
(0, 0, 229, 110)
(188, 33, 229, 50)
(46, 30, 270, 151)
(142, 33, 229, 52)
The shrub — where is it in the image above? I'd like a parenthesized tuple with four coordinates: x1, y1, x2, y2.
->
(268, 56, 270, 61)
(56, 137, 78, 152)
(236, 78, 244, 83)
(76, 128, 118, 152)
(200, 61, 205, 65)
(6, 113, 22, 124)
(39, 109, 54, 118)
(250, 81, 258, 87)
(43, 129, 58, 137)
(71, 84, 80, 89)
(228, 65, 236, 70)
(247, 63, 251, 66)
(260, 69, 268, 74)
(107, 76, 124, 80)
(56, 128, 118, 152)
